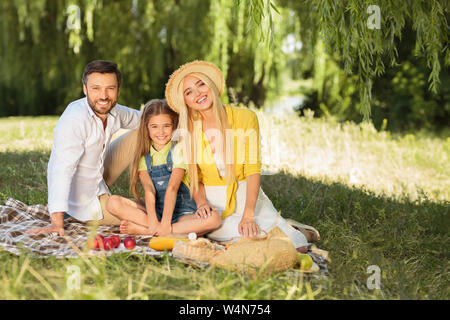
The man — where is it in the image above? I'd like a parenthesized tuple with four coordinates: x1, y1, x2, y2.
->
(27, 60, 141, 236)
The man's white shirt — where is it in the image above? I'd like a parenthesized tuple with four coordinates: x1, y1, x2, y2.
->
(47, 97, 140, 221)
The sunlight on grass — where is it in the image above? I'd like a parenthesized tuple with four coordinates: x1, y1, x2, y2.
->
(256, 109, 449, 202)
(0, 117, 57, 152)
(1, 113, 447, 202)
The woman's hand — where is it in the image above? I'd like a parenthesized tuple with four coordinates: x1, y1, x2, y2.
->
(238, 216, 260, 237)
(239, 174, 261, 237)
(195, 203, 216, 219)
(192, 183, 217, 219)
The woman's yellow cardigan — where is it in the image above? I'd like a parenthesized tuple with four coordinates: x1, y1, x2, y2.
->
(197, 105, 261, 219)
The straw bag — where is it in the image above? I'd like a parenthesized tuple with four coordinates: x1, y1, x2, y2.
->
(209, 227, 298, 276)
(173, 227, 298, 276)
(172, 237, 223, 263)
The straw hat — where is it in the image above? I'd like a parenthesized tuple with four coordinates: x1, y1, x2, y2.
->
(165, 60, 225, 113)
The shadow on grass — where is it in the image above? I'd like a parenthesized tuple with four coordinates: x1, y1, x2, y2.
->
(261, 170, 449, 239)
(261, 170, 449, 299)
(0, 150, 51, 205)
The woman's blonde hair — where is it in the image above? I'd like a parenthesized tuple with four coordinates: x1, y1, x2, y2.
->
(129, 99, 178, 201)
(176, 72, 235, 196)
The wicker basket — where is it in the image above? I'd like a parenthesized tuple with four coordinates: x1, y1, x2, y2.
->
(172, 227, 299, 276)
(209, 227, 298, 277)
(172, 238, 223, 263)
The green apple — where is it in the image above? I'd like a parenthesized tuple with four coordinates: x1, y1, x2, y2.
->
(297, 253, 313, 270)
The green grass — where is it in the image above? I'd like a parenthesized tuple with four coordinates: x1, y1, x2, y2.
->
(0, 115, 449, 300)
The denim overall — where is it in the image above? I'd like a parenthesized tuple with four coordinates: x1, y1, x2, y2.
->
(144, 145, 197, 223)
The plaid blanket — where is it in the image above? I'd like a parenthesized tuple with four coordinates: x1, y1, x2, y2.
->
(0, 198, 329, 277)
(0, 198, 161, 258)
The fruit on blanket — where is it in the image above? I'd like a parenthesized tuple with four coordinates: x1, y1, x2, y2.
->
(96, 235, 105, 250)
(297, 253, 313, 270)
(103, 238, 114, 251)
(109, 235, 121, 248)
(149, 236, 189, 251)
(87, 238, 98, 250)
(124, 236, 136, 250)
(87, 235, 104, 250)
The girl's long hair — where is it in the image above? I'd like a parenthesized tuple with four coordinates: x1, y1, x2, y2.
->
(176, 72, 235, 196)
(129, 99, 178, 201)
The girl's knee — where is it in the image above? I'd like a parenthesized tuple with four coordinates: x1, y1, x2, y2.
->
(208, 212, 222, 230)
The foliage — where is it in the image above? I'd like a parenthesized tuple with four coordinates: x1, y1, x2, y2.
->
(275, 0, 449, 125)
(0, 0, 283, 116)
(294, 24, 450, 133)
(369, 26, 450, 132)
(0, 0, 448, 131)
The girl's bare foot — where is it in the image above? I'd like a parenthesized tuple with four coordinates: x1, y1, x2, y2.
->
(120, 220, 150, 235)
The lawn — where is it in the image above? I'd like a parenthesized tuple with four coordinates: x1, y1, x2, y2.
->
(0, 113, 448, 300)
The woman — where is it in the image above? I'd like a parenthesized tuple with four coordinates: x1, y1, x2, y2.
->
(164, 60, 320, 252)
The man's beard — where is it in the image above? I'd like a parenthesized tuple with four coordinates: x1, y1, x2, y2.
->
(86, 95, 116, 115)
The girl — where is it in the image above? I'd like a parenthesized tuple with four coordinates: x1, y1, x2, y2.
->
(164, 61, 320, 252)
(105, 99, 221, 236)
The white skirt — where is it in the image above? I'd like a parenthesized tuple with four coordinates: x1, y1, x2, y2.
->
(205, 181, 309, 248)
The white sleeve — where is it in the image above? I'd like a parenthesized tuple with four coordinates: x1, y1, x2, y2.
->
(117, 105, 141, 130)
(47, 116, 86, 214)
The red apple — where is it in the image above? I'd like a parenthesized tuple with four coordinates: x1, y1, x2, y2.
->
(103, 238, 115, 251)
(88, 235, 104, 250)
(109, 235, 121, 248)
(96, 235, 105, 250)
(124, 236, 136, 250)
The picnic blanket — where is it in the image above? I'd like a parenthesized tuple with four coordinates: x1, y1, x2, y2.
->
(0, 198, 329, 277)
(0, 198, 159, 258)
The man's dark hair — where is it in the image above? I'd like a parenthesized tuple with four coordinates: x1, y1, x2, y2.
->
(82, 60, 122, 88)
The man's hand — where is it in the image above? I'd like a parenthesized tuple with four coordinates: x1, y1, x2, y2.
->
(26, 211, 65, 236)
(26, 224, 65, 236)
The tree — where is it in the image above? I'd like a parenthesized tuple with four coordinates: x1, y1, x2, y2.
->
(0, 0, 284, 116)
(250, 0, 449, 121)
(1, 0, 448, 128)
